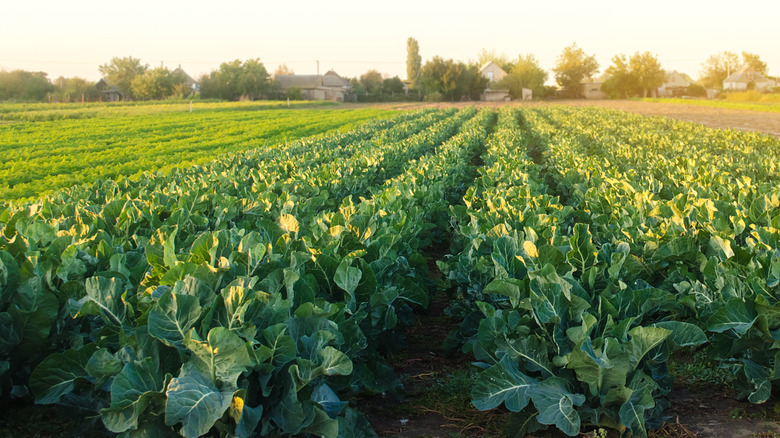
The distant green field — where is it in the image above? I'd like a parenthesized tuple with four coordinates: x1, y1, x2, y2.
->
(642, 97, 780, 113)
(0, 102, 396, 201)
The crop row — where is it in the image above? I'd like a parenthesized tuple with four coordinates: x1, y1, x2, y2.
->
(441, 106, 780, 437)
(0, 107, 396, 201)
(0, 108, 493, 437)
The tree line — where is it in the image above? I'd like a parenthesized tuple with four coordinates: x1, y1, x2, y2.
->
(0, 44, 774, 103)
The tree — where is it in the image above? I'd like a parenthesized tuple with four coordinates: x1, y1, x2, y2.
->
(0, 70, 53, 101)
(601, 54, 635, 99)
(131, 67, 184, 100)
(741, 52, 768, 76)
(477, 49, 513, 72)
(496, 54, 548, 99)
(382, 76, 405, 96)
(98, 56, 147, 100)
(359, 70, 383, 96)
(700, 51, 739, 89)
(274, 64, 294, 76)
(52, 76, 100, 102)
(419, 57, 488, 101)
(553, 43, 599, 97)
(406, 38, 422, 89)
(629, 52, 665, 97)
(199, 59, 270, 100)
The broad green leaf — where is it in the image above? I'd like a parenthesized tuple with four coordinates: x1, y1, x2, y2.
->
(29, 344, 97, 404)
(472, 355, 536, 411)
(707, 299, 758, 336)
(532, 377, 585, 437)
(184, 327, 253, 386)
(101, 358, 166, 433)
(165, 362, 233, 438)
(626, 326, 671, 370)
(650, 321, 707, 347)
(334, 259, 362, 297)
(279, 214, 300, 234)
(567, 223, 597, 274)
(148, 291, 201, 350)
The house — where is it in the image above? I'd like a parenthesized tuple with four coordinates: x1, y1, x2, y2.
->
(274, 70, 351, 102)
(582, 81, 605, 99)
(657, 71, 695, 97)
(173, 65, 199, 91)
(96, 78, 122, 102)
(479, 61, 511, 102)
(723, 66, 776, 91)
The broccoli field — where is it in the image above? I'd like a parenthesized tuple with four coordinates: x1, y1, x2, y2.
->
(1, 103, 780, 437)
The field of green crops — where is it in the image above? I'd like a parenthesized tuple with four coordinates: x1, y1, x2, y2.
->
(0, 101, 391, 201)
(1, 104, 779, 437)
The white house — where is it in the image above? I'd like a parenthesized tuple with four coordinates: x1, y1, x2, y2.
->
(657, 71, 695, 97)
(723, 66, 776, 91)
(479, 61, 511, 101)
(274, 70, 352, 102)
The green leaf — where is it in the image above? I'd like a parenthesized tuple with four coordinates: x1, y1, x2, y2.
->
(101, 358, 167, 433)
(472, 355, 536, 412)
(626, 326, 671, 370)
(279, 214, 300, 235)
(29, 344, 97, 404)
(567, 223, 597, 274)
(318, 346, 353, 376)
(311, 383, 347, 418)
(184, 327, 253, 386)
(163, 226, 179, 269)
(532, 377, 585, 437)
(164, 362, 233, 438)
(73, 276, 129, 326)
(86, 348, 123, 381)
(650, 321, 707, 347)
(148, 291, 201, 350)
(707, 299, 758, 336)
(334, 259, 362, 297)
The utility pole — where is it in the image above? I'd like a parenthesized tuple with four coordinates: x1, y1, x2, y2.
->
(316, 60, 319, 75)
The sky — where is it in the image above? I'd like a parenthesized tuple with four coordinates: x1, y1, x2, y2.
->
(2, 0, 779, 84)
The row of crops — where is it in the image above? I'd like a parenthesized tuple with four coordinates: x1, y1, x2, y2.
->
(0, 106, 392, 201)
(1, 105, 779, 437)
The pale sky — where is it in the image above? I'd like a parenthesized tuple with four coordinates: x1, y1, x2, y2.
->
(2, 0, 779, 83)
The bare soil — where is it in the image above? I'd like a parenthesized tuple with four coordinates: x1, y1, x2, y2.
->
(550, 100, 780, 138)
(346, 100, 780, 138)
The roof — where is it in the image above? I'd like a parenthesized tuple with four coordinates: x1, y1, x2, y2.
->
(724, 66, 771, 84)
(322, 70, 349, 87)
(274, 75, 322, 89)
(479, 61, 507, 75)
(173, 67, 198, 87)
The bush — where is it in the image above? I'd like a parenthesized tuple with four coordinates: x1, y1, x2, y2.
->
(286, 87, 303, 100)
(424, 91, 443, 102)
(686, 84, 706, 97)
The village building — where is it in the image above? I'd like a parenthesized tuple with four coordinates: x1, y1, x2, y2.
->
(273, 70, 352, 102)
(723, 66, 776, 91)
(582, 81, 606, 99)
(172, 65, 199, 91)
(657, 71, 695, 97)
(479, 61, 512, 102)
(95, 78, 122, 102)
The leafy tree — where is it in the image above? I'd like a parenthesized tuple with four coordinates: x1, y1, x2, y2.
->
(700, 51, 740, 89)
(199, 59, 270, 100)
(98, 56, 147, 100)
(0, 70, 54, 101)
(741, 52, 768, 76)
(629, 52, 665, 97)
(274, 64, 294, 76)
(359, 70, 383, 96)
(131, 67, 184, 100)
(601, 52, 664, 98)
(477, 49, 513, 72)
(420, 57, 487, 101)
(496, 54, 548, 99)
(553, 43, 599, 98)
(601, 54, 634, 99)
(52, 76, 100, 102)
(407, 38, 422, 89)
(382, 76, 405, 96)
